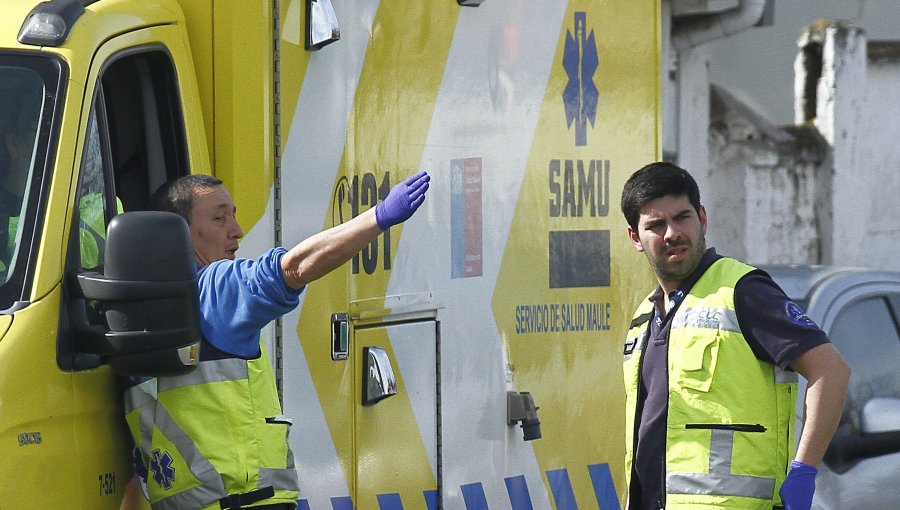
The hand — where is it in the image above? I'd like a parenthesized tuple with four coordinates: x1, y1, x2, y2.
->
(779, 460, 817, 510)
(375, 170, 430, 229)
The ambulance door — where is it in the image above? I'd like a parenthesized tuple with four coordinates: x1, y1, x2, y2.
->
(352, 314, 440, 509)
(62, 21, 203, 507)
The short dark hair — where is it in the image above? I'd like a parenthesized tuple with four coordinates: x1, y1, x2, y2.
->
(149, 174, 223, 224)
(620, 162, 701, 231)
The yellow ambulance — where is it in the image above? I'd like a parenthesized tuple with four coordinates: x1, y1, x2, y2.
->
(0, 0, 659, 507)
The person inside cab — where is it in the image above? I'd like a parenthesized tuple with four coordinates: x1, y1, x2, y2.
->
(0, 81, 41, 279)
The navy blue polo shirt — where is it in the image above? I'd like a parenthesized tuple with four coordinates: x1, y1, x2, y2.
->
(628, 248, 829, 510)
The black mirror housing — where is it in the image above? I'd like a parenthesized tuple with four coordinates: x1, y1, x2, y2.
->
(75, 211, 201, 376)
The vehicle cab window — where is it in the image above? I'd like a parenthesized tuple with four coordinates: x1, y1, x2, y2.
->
(76, 102, 116, 272)
(0, 73, 41, 277)
(829, 295, 900, 423)
(62, 48, 189, 369)
(0, 55, 62, 311)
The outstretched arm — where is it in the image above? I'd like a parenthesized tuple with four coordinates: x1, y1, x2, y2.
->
(280, 171, 430, 289)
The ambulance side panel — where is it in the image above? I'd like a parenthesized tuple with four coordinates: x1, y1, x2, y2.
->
(232, 1, 663, 508)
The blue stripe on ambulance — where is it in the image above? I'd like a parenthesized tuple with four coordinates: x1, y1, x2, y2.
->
(504, 475, 534, 510)
(298, 462, 619, 509)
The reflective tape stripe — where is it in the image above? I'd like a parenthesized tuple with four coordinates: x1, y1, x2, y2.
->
(775, 367, 798, 384)
(260, 468, 301, 492)
(153, 483, 226, 510)
(123, 359, 249, 415)
(672, 306, 740, 333)
(124, 378, 157, 415)
(667, 428, 776, 499)
(157, 358, 250, 392)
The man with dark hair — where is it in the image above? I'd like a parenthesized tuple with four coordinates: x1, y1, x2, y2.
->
(124, 171, 430, 510)
(620, 162, 849, 510)
(148, 173, 220, 224)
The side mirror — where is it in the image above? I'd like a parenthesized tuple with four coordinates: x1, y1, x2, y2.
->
(824, 397, 900, 473)
(861, 397, 900, 433)
(74, 211, 201, 376)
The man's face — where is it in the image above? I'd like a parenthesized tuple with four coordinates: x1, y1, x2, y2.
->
(189, 185, 243, 265)
(628, 194, 707, 291)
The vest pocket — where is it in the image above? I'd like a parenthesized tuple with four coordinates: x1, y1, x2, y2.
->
(671, 334, 719, 392)
(685, 423, 766, 432)
(668, 423, 776, 501)
(259, 416, 293, 469)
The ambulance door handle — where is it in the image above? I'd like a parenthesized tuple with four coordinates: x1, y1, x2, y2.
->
(362, 346, 397, 406)
(331, 313, 349, 360)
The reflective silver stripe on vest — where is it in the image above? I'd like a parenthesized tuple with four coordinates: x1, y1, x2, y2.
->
(157, 357, 250, 392)
(673, 306, 740, 333)
(775, 366, 799, 384)
(667, 428, 776, 499)
(260, 468, 301, 492)
(153, 483, 225, 510)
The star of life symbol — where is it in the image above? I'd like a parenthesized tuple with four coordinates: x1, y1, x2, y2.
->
(562, 12, 600, 146)
(150, 448, 176, 490)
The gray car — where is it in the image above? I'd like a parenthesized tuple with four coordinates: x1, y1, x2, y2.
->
(763, 265, 900, 509)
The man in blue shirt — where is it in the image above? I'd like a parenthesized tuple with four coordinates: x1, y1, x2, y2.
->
(123, 171, 429, 510)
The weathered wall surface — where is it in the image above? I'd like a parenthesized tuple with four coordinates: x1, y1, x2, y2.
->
(855, 44, 900, 271)
(705, 21, 900, 271)
(708, 85, 829, 265)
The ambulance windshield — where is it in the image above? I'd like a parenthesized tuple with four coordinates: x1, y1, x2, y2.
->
(0, 55, 62, 311)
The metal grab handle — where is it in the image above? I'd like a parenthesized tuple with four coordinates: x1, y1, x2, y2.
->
(363, 346, 397, 405)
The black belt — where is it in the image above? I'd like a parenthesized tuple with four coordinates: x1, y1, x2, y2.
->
(219, 486, 275, 509)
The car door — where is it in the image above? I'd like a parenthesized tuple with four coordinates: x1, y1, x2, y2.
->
(807, 283, 900, 509)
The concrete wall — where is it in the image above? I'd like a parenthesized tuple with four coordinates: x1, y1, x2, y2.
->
(708, 86, 828, 266)
(704, 21, 900, 271)
(855, 44, 900, 271)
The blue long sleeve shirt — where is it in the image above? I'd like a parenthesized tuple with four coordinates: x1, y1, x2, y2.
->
(197, 247, 304, 358)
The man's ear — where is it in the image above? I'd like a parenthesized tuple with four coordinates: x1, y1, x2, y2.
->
(699, 205, 708, 235)
(628, 226, 644, 253)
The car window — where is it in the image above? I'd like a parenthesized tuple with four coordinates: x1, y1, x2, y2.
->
(59, 48, 189, 370)
(0, 55, 62, 310)
(828, 295, 900, 422)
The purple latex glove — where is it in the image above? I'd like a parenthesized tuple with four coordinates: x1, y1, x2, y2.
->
(779, 460, 817, 510)
(375, 170, 430, 230)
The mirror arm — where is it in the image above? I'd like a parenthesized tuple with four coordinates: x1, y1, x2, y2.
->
(825, 428, 900, 473)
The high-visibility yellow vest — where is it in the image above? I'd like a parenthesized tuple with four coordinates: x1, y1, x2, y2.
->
(78, 194, 124, 270)
(623, 258, 797, 510)
(124, 345, 300, 510)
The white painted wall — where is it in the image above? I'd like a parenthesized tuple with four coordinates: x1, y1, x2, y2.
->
(670, 2, 900, 271)
(809, 24, 868, 267)
(857, 58, 900, 271)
